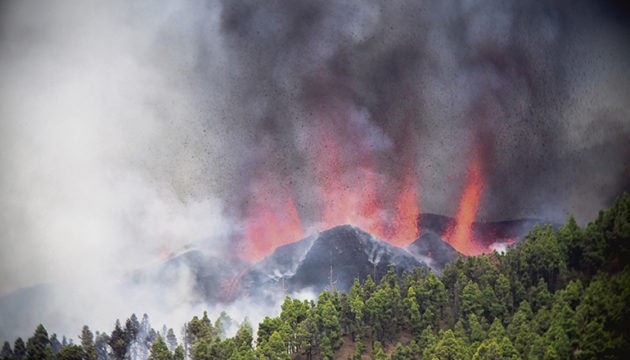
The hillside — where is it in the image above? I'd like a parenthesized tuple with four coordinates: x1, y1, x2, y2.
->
(239, 225, 428, 300)
(2, 193, 629, 360)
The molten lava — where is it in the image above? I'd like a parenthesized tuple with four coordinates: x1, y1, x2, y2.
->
(240, 106, 422, 260)
(313, 119, 419, 246)
(242, 177, 305, 261)
(389, 174, 420, 246)
(444, 155, 484, 255)
(315, 123, 386, 238)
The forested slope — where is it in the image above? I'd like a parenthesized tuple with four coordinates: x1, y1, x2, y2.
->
(2, 194, 629, 360)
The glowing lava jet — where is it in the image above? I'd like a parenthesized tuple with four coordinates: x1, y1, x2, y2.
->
(312, 114, 420, 248)
(444, 154, 484, 255)
(242, 173, 305, 262)
(389, 173, 420, 246)
(239, 109, 422, 261)
(314, 121, 386, 240)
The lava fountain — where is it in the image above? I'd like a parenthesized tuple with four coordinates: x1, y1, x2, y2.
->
(444, 153, 484, 255)
(314, 120, 387, 239)
(239, 102, 423, 260)
(242, 171, 305, 261)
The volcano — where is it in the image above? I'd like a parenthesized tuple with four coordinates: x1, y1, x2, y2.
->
(236, 225, 428, 299)
(124, 213, 549, 304)
(148, 214, 549, 303)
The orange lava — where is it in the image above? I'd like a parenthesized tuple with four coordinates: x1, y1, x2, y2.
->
(313, 120, 419, 246)
(242, 177, 305, 262)
(240, 105, 422, 261)
(390, 174, 420, 246)
(316, 124, 386, 238)
(444, 155, 484, 255)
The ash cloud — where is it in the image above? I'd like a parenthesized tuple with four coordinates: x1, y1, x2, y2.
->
(0, 0, 629, 344)
(212, 0, 630, 226)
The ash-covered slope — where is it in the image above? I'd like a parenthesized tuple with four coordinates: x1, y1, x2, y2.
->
(406, 230, 459, 271)
(239, 225, 427, 298)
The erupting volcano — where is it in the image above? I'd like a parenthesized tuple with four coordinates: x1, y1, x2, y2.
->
(239, 105, 425, 261)
(238, 113, 498, 261)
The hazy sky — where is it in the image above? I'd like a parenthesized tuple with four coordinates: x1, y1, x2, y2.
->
(0, 0, 629, 342)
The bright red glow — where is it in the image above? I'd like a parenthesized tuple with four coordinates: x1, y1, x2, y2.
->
(444, 154, 484, 255)
(241, 176, 304, 261)
(389, 174, 420, 246)
(313, 119, 419, 246)
(315, 123, 387, 238)
(240, 104, 422, 260)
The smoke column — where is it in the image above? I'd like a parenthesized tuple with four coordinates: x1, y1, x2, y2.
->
(214, 0, 630, 257)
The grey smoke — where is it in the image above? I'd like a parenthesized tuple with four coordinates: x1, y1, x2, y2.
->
(0, 0, 629, 344)
(212, 0, 630, 227)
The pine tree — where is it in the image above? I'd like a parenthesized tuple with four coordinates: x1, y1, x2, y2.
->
(296, 315, 315, 360)
(108, 320, 127, 360)
(461, 281, 482, 317)
(13, 339, 25, 360)
(128, 314, 141, 340)
(348, 280, 365, 341)
(54, 345, 84, 360)
(366, 288, 389, 342)
(417, 325, 435, 353)
(390, 342, 404, 360)
(513, 322, 533, 356)
(79, 326, 97, 360)
(125, 314, 141, 359)
(498, 337, 519, 359)
(494, 273, 513, 314)
(468, 314, 485, 343)
(488, 318, 506, 340)
(319, 334, 333, 360)
(430, 330, 469, 360)
(404, 286, 422, 335)
(408, 340, 421, 360)
(234, 322, 254, 351)
(191, 341, 210, 360)
(351, 336, 364, 360)
(557, 214, 583, 271)
(25, 324, 53, 360)
(172, 346, 184, 360)
(256, 317, 283, 350)
(370, 341, 386, 360)
(1, 342, 13, 360)
(363, 275, 376, 301)
(148, 337, 172, 360)
(528, 334, 545, 360)
(320, 299, 342, 351)
(472, 339, 501, 360)
(261, 332, 289, 360)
